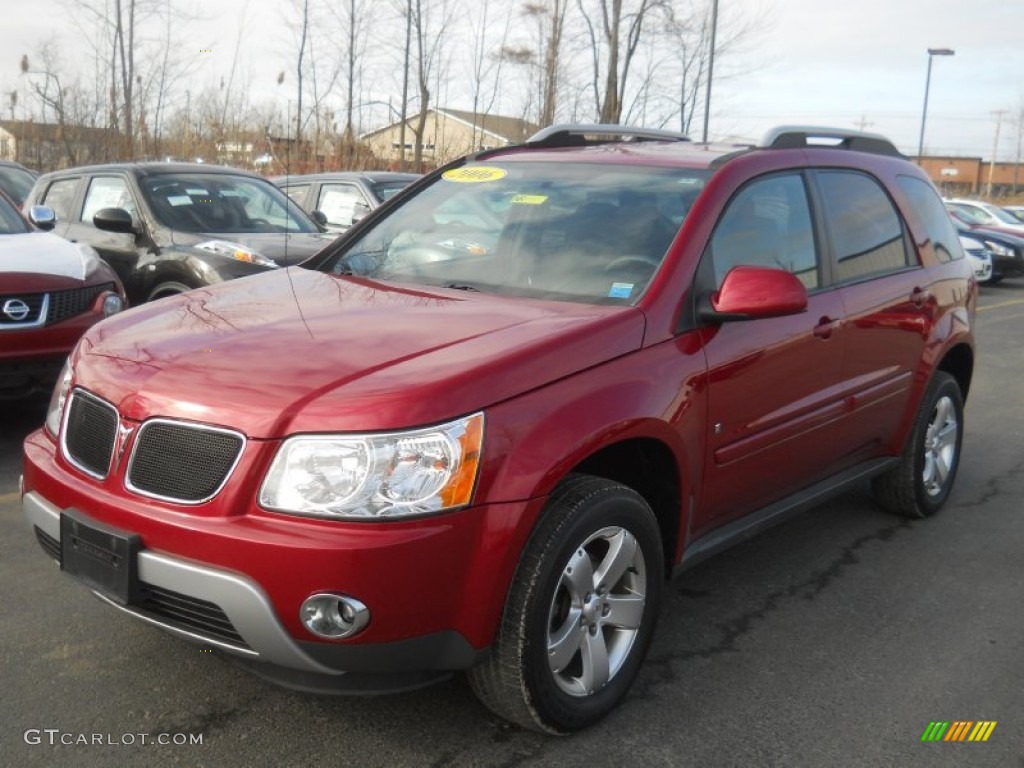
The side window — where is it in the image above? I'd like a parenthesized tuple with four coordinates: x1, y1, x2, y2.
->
(896, 175, 962, 263)
(81, 176, 136, 223)
(41, 178, 80, 222)
(709, 173, 818, 290)
(317, 184, 370, 229)
(281, 184, 310, 206)
(818, 171, 911, 282)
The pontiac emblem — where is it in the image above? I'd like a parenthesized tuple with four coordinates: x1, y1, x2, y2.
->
(2, 298, 31, 321)
(116, 423, 136, 463)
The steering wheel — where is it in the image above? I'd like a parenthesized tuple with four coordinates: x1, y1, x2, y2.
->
(603, 255, 661, 272)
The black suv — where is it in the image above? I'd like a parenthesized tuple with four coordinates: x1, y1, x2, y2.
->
(23, 163, 334, 304)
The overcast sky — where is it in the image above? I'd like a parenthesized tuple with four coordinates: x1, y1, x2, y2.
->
(2, 0, 1022, 161)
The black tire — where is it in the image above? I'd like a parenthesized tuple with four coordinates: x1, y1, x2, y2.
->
(147, 281, 196, 301)
(468, 474, 663, 733)
(872, 371, 964, 518)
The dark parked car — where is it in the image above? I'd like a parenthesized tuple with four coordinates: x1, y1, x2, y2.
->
(951, 216, 1024, 279)
(0, 192, 125, 398)
(0, 160, 37, 206)
(274, 171, 421, 233)
(23, 163, 334, 304)
(23, 125, 975, 733)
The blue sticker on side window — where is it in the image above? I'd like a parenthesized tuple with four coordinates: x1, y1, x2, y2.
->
(608, 282, 634, 298)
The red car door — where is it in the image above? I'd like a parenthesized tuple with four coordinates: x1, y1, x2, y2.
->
(694, 172, 851, 533)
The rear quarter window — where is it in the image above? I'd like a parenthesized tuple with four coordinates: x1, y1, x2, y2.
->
(818, 171, 912, 283)
(896, 175, 963, 263)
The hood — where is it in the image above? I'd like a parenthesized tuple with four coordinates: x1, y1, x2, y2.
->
(0, 232, 100, 282)
(170, 230, 337, 266)
(74, 268, 646, 438)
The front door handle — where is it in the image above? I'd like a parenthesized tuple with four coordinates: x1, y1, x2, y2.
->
(813, 316, 840, 339)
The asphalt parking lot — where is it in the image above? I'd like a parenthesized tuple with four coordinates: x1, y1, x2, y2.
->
(1, 281, 1023, 767)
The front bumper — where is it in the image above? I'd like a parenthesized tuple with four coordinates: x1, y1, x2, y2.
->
(23, 430, 546, 691)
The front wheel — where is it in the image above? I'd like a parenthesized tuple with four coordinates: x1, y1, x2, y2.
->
(468, 474, 663, 733)
(872, 371, 964, 518)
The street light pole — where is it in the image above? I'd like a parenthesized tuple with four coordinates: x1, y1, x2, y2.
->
(917, 47, 955, 159)
(701, 0, 719, 144)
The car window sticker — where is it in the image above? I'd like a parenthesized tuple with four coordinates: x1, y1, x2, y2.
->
(608, 282, 634, 298)
(442, 167, 507, 183)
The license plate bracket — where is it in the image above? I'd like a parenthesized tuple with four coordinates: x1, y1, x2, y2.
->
(60, 509, 142, 605)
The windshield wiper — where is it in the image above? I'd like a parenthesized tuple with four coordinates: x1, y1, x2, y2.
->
(443, 283, 480, 292)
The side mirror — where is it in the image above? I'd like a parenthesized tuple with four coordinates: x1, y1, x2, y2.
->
(699, 265, 808, 322)
(309, 209, 328, 227)
(93, 207, 136, 234)
(28, 205, 57, 231)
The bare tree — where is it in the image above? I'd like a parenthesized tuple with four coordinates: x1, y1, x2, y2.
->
(408, 0, 453, 170)
(466, 0, 512, 143)
(576, 0, 664, 124)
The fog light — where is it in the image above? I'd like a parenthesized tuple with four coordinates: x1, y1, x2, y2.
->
(102, 294, 125, 317)
(300, 593, 370, 639)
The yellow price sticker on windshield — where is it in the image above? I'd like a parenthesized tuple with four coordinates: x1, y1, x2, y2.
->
(442, 166, 507, 183)
(510, 194, 548, 205)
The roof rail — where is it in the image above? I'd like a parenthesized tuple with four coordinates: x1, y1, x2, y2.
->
(761, 126, 904, 158)
(526, 123, 690, 148)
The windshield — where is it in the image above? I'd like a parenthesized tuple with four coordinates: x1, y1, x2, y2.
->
(320, 161, 707, 304)
(140, 173, 320, 234)
(0, 165, 36, 206)
(0, 194, 30, 234)
(987, 205, 1024, 225)
(372, 180, 416, 202)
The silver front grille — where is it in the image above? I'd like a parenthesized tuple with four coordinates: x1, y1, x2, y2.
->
(126, 419, 245, 504)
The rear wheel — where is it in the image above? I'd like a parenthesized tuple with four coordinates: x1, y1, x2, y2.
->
(872, 371, 964, 518)
(468, 474, 663, 733)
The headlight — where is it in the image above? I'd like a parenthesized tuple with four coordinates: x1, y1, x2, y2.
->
(195, 240, 278, 268)
(982, 240, 1012, 257)
(45, 360, 73, 438)
(259, 413, 484, 520)
(102, 293, 124, 317)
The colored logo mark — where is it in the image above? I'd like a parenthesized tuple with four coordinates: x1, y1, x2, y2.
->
(921, 721, 997, 742)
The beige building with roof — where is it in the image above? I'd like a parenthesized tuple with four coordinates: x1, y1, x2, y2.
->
(361, 108, 539, 169)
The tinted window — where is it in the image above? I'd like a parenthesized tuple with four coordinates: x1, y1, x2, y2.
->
(81, 176, 137, 223)
(41, 178, 80, 222)
(709, 173, 818, 289)
(896, 175, 962, 263)
(281, 184, 310, 205)
(372, 180, 415, 202)
(140, 173, 319, 234)
(0, 194, 29, 234)
(0, 165, 36, 206)
(818, 171, 910, 282)
(317, 183, 370, 229)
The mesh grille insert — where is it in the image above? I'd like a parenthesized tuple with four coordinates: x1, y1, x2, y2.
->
(63, 391, 118, 478)
(48, 283, 115, 325)
(127, 421, 243, 502)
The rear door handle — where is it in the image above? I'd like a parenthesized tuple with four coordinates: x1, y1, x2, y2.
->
(813, 316, 840, 339)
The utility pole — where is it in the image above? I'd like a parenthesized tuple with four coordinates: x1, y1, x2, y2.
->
(854, 115, 873, 131)
(701, 0, 718, 143)
(987, 109, 1007, 198)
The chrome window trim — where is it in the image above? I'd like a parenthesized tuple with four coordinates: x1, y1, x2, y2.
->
(60, 388, 119, 480)
(124, 417, 246, 505)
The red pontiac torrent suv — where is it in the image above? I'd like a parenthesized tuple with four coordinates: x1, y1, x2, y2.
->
(23, 125, 975, 733)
